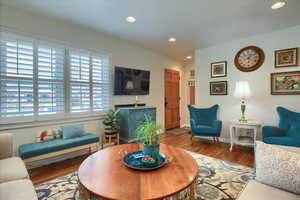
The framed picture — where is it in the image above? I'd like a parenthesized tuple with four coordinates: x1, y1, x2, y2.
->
(211, 61, 227, 78)
(271, 71, 300, 95)
(210, 81, 228, 95)
(275, 48, 298, 68)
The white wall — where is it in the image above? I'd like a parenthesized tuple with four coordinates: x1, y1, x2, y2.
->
(0, 5, 186, 154)
(195, 25, 300, 139)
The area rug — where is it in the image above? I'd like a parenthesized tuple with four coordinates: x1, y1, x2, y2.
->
(35, 151, 254, 200)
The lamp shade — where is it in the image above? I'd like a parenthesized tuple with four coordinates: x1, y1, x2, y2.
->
(234, 81, 252, 98)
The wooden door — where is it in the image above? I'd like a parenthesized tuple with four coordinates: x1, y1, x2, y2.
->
(165, 69, 180, 129)
(190, 85, 195, 105)
(188, 80, 195, 105)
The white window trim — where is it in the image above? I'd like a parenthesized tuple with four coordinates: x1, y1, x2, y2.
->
(0, 30, 111, 125)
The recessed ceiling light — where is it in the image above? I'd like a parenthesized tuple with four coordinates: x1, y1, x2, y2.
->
(168, 37, 176, 42)
(271, 1, 286, 10)
(186, 56, 192, 59)
(126, 16, 136, 23)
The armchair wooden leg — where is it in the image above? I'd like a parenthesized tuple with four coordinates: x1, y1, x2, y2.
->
(216, 137, 219, 143)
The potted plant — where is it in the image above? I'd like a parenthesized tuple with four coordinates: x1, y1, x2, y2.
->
(136, 116, 163, 159)
(102, 109, 119, 136)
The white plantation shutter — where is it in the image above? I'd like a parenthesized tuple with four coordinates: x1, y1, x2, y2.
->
(92, 56, 109, 111)
(0, 37, 34, 117)
(0, 32, 110, 124)
(37, 45, 64, 115)
(69, 50, 91, 112)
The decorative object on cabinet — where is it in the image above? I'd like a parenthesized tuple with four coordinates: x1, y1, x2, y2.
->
(210, 81, 228, 95)
(117, 107, 156, 143)
(275, 48, 298, 68)
(234, 81, 252, 123)
(211, 61, 227, 78)
(234, 46, 265, 72)
(271, 71, 300, 95)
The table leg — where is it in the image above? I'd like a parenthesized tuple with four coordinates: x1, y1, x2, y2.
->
(189, 177, 197, 200)
(230, 126, 234, 152)
(80, 184, 90, 200)
(254, 127, 258, 143)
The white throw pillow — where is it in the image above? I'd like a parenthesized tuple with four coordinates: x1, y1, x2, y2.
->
(255, 141, 300, 195)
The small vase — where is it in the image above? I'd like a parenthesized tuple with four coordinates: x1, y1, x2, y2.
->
(143, 142, 160, 159)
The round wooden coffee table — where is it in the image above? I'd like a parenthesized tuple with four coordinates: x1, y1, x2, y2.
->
(78, 143, 198, 200)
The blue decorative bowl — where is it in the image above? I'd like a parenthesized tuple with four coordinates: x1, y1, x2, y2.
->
(123, 151, 169, 170)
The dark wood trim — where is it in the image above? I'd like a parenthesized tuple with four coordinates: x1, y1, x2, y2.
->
(274, 47, 299, 68)
(234, 46, 265, 72)
(271, 71, 300, 95)
(210, 81, 228, 95)
(211, 61, 227, 78)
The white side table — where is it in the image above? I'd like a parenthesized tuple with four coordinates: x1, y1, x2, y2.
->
(229, 120, 261, 152)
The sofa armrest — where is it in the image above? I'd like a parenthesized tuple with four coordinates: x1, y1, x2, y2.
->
(0, 133, 13, 159)
(262, 126, 286, 138)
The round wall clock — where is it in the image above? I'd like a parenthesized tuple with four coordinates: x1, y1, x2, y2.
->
(234, 46, 265, 72)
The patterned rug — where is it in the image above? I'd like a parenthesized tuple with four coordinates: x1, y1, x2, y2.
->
(35, 151, 254, 200)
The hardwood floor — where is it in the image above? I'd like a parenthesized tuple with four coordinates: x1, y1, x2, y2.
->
(29, 133, 254, 184)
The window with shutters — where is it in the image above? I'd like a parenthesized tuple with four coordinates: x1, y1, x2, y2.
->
(0, 32, 110, 124)
(69, 51, 109, 113)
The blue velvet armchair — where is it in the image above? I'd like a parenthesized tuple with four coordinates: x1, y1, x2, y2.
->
(188, 105, 222, 141)
(262, 107, 300, 147)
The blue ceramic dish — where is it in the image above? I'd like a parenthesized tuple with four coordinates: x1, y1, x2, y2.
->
(123, 151, 169, 170)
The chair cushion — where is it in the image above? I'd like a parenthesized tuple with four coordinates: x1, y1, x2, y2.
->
(255, 141, 300, 195)
(194, 125, 217, 134)
(263, 136, 300, 147)
(237, 180, 300, 200)
(61, 124, 85, 139)
(19, 133, 99, 159)
(0, 179, 38, 200)
(0, 157, 29, 183)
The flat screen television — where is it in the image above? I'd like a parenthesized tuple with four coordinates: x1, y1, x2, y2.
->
(114, 66, 150, 95)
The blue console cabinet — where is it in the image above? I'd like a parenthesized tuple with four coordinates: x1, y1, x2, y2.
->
(117, 107, 156, 143)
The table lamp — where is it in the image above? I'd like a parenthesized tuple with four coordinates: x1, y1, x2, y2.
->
(234, 81, 252, 123)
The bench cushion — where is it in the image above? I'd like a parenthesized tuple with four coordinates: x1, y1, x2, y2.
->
(19, 133, 99, 159)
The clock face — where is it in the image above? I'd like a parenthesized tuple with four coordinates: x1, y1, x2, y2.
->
(235, 46, 265, 72)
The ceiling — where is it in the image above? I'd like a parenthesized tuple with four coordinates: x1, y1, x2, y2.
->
(1, 0, 300, 61)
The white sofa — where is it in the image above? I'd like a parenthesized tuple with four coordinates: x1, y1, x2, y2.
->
(0, 133, 38, 200)
(238, 143, 300, 200)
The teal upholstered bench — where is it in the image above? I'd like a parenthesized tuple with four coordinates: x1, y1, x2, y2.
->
(19, 133, 100, 163)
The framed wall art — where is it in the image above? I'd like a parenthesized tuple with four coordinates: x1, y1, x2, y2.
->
(275, 48, 298, 68)
(271, 71, 300, 95)
(210, 81, 228, 95)
(211, 61, 227, 78)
